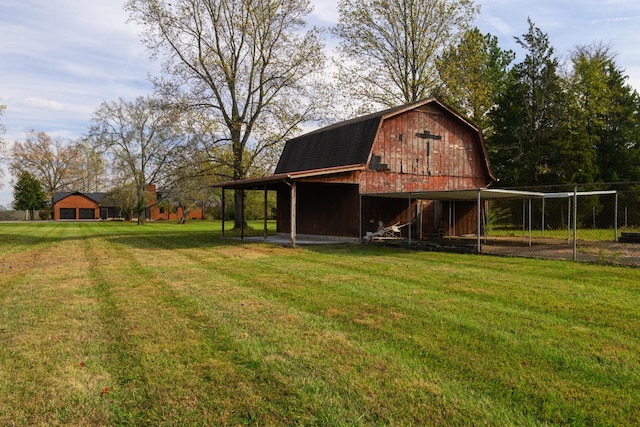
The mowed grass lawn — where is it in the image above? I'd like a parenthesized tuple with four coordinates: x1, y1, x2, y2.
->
(1, 222, 639, 426)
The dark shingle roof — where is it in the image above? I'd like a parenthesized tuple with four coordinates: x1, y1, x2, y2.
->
(275, 115, 381, 173)
(274, 99, 458, 174)
(53, 192, 107, 204)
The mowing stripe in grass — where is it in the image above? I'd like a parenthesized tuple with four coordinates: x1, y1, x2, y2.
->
(0, 229, 111, 425)
(2, 222, 640, 425)
(191, 243, 640, 425)
(120, 236, 528, 424)
(81, 231, 325, 424)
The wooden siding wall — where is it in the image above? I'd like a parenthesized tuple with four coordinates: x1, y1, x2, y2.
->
(277, 182, 360, 237)
(438, 201, 477, 237)
(361, 106, 489, 194)
(361, 197, 411, 235)
(362, 198, 478, 238)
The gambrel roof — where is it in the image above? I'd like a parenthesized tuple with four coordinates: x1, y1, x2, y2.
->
(275, 98, 494, 180)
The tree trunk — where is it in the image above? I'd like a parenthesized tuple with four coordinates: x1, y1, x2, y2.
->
(231, 126, 246, 231)
(233, 189, 245, 230)
(137, 190, 146, 225)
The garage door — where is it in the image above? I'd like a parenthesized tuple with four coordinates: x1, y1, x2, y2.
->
(79, 208, 95, 219)
(60, 208, 76, 219)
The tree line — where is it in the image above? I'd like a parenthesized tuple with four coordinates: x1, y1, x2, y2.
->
(4, 0, 639, 224)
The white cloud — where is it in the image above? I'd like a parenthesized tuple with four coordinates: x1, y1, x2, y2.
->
(310, 0, 340, 25)
(589, 15, 640, 24)
(22, 97, 65, 111)
(484, 14, 513, 36)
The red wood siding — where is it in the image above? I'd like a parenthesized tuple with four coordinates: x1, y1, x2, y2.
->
(361, 106, 490, 194)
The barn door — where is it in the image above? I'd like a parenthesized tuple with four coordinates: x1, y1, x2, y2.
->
(433, 200, 444, 236)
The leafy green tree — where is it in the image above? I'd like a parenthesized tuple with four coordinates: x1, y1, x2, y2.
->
(577, 46, 640, 182)
(126, 0, 329, 229)
(333, 0, 478, 110)
(436, 27, 514, 135)
(558, 44, 612, 185)
(13, 171, 45, 220)
(487, 19, 566, 186)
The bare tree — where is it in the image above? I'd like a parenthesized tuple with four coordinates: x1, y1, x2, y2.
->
(0, 103, 7, 185)
(9, 130, 80, 210)
(89, 96, 187, 225)
(126, 0, 329, 229)
(72, 139, 107, 193)
(333, 0, 478, 110)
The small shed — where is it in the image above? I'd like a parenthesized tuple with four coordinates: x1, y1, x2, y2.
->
(216, 98, 497, 244)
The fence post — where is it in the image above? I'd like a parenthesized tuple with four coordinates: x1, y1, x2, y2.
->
(477, 189, 481, 253)
(573, 185, 578, 261)
(614, 192, 619, 242)
(567, 197, 571, 244)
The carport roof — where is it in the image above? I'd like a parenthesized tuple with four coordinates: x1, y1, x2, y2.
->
(365, 188, 546, 200)
(213, 164, 366, 190)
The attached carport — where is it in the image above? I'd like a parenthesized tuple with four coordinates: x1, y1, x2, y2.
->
(365, 188, 546, 252)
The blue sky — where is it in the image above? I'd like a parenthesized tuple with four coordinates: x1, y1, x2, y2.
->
(1, 0, 639, 207)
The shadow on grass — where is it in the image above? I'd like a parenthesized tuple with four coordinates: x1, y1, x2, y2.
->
(0, 221, 240, 251)
(0, 221, 444, 258)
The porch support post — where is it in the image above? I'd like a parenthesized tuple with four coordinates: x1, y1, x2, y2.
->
(240, 189, 245, 240)
(221, 188, 225, 238)
(359, 192, 362, 241)
(614, 191, 619, 242)
(528, 197, 532, 247)
(290, 181, 297, 247)
(408, 193, 412, 245)
(476, 189, 481, 253)
(263, 186, 268, 241)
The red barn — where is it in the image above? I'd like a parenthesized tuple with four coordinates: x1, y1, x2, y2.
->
(218, 98, 497, 243)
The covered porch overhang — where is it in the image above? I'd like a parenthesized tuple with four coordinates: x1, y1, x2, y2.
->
(213, 164, 365, 246)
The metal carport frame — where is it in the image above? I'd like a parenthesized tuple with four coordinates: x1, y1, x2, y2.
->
(365, 188, 546, 252)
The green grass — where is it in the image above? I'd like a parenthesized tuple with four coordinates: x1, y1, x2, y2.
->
(1, 221, 639, 425)
(488, 226, 624, 242)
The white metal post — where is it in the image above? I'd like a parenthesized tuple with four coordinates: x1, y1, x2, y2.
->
(477, 189, 481, 253)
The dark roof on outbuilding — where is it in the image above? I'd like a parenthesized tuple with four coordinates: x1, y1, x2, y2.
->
(274, 98, 491, 176)
(53, 192, 107, 204)
(275, 114, 381, 174)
